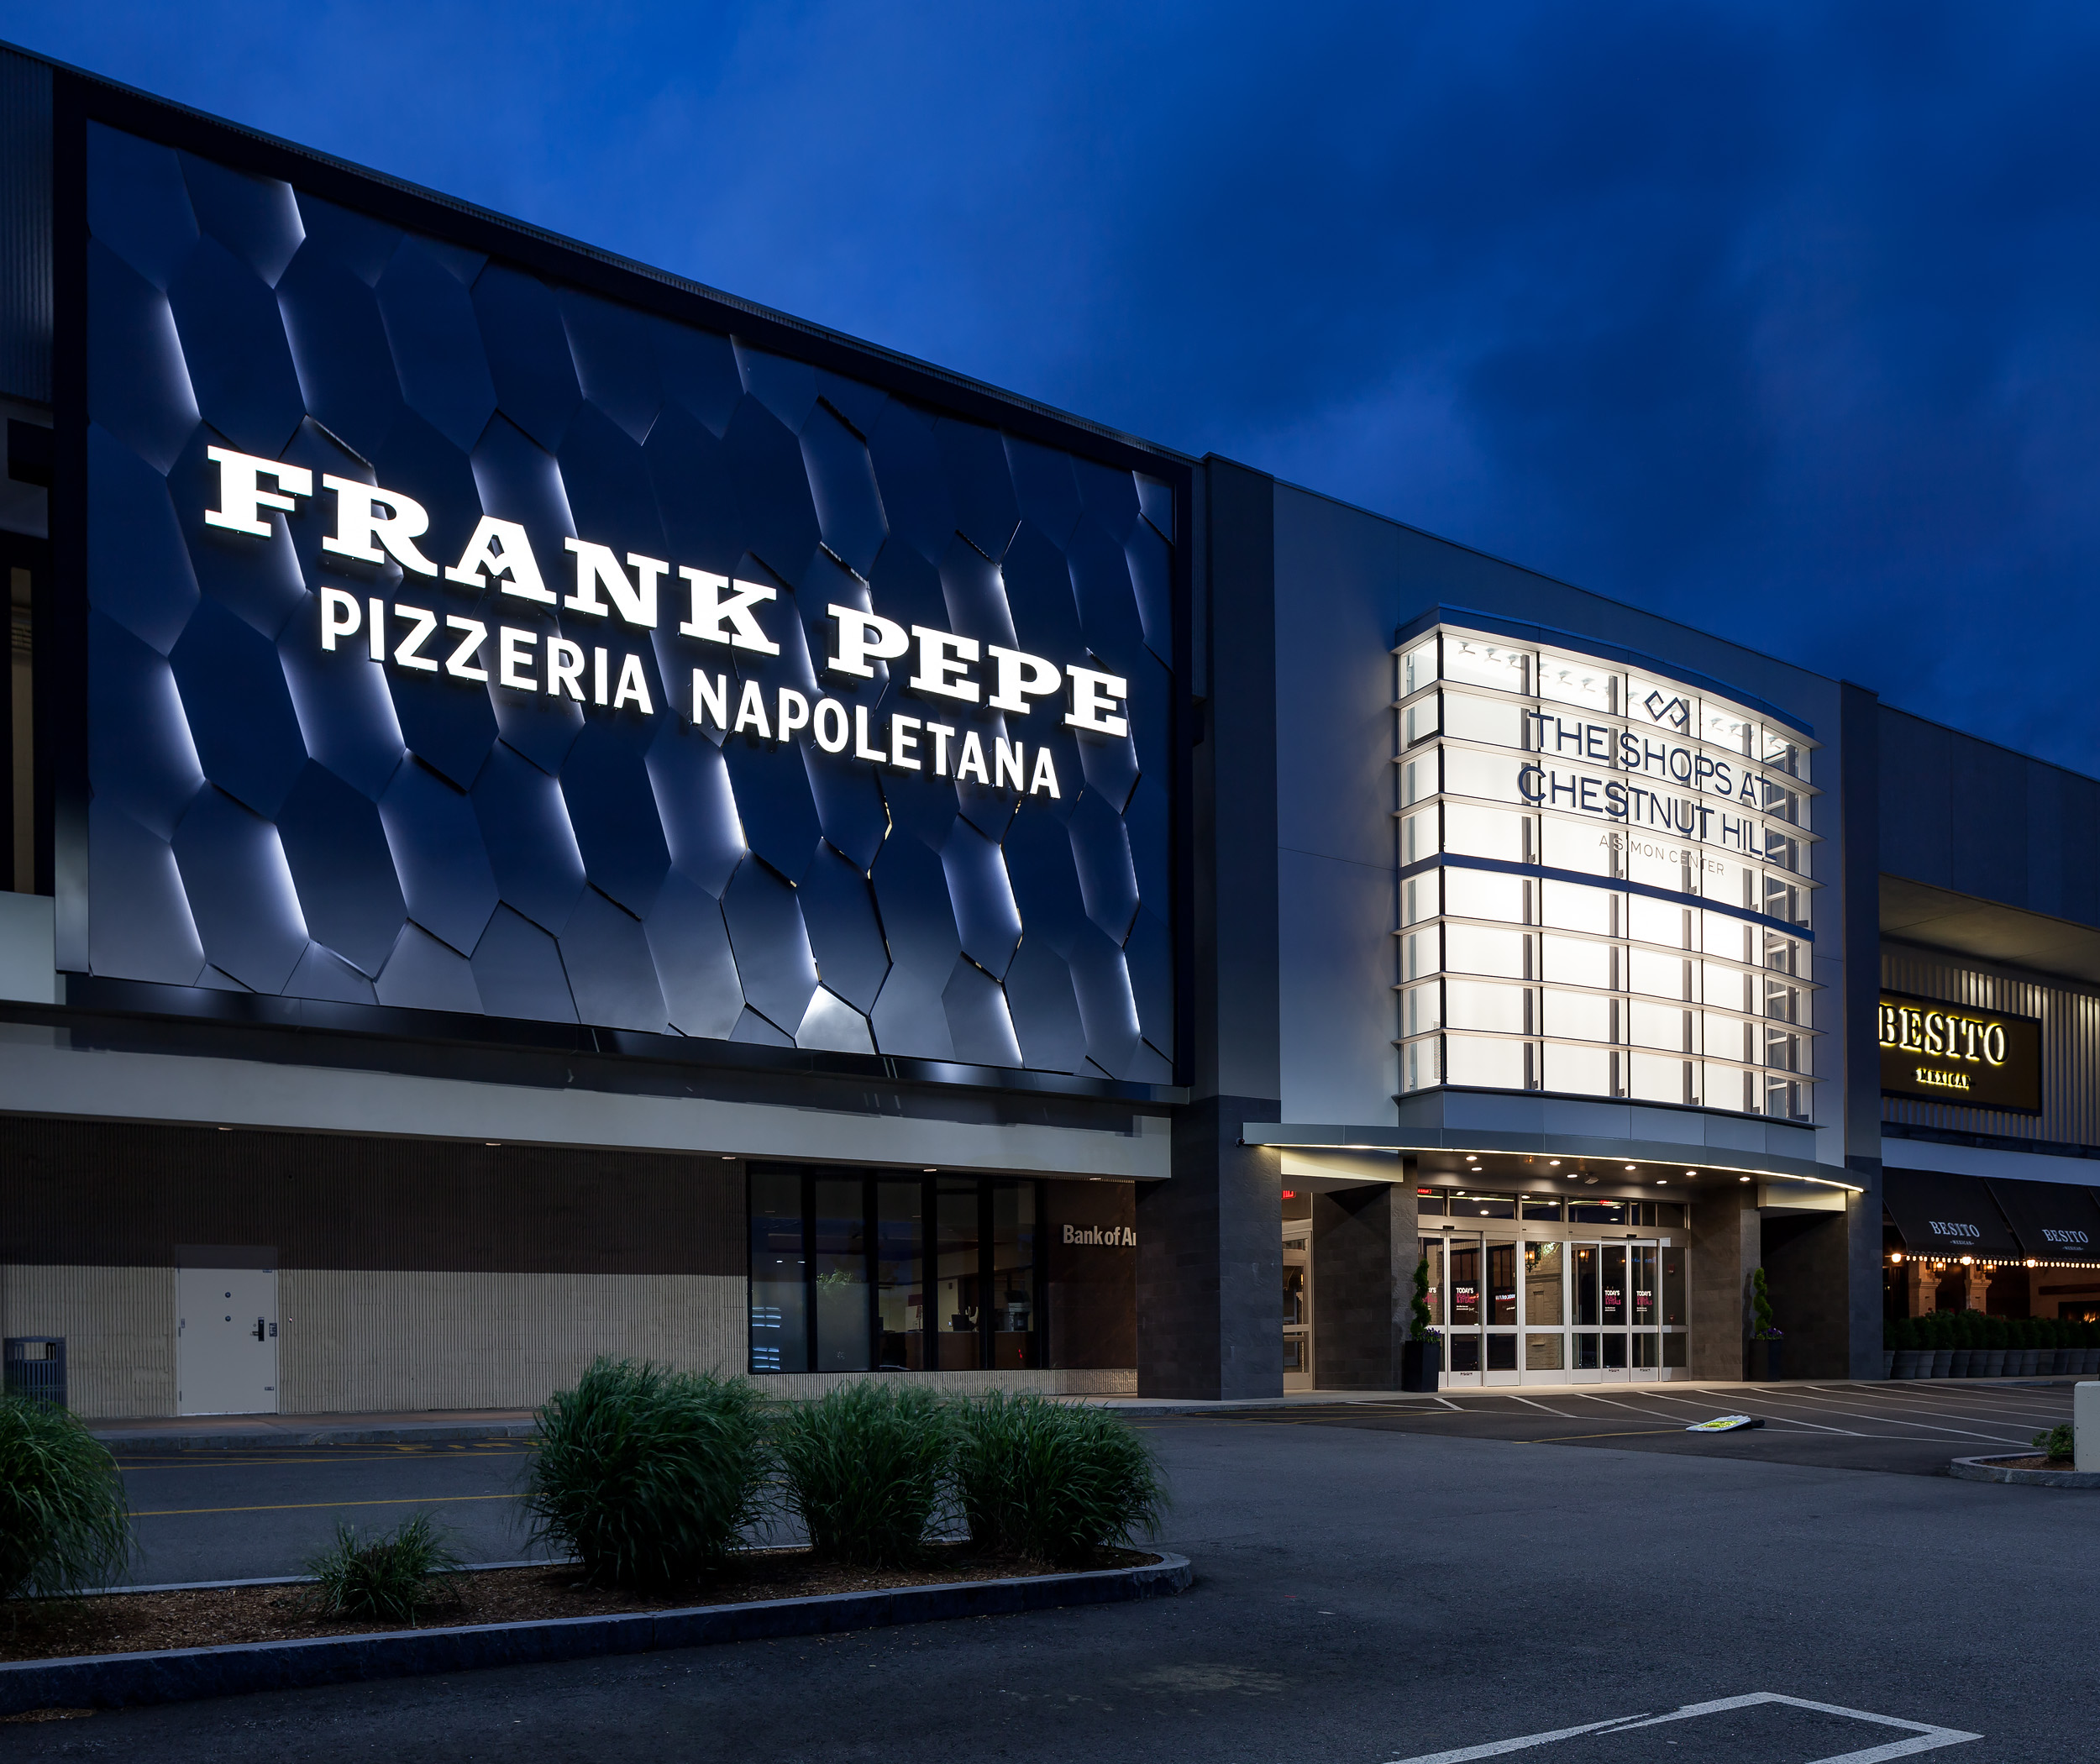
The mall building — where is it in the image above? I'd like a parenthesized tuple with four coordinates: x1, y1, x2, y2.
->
(0, 44, 2096, 1416)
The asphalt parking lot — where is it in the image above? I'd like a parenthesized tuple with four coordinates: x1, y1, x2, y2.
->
(1220, 1378, 2079, 1476)
(113, 1441, 543, 1585)
(101, 1380, 2076, 1586)
(17, 1388, 2099, 1762)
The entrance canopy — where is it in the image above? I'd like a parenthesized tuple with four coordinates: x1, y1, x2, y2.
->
(1882, 1169, 2023, 1260)
(1987, 1174, 2100, 1264)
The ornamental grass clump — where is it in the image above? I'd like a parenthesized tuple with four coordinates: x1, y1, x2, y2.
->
(297, 1513, 461, 1625)
(525, 1359, 770, 1592)
(0, 1394, 131, 1602)
(773, 1381, 954, 1568)
(953, 1393, 1167, 1568)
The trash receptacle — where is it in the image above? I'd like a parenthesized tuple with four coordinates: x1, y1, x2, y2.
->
(3, 1337, 66, 1410)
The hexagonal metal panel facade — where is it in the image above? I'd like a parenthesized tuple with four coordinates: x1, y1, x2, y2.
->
(81, 124, 1177, 1083)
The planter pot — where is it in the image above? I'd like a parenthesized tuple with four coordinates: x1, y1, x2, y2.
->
(1748, 1339, 1786, 1382)
(2086, 1349, 2100, 1374)
(1882, 1350, 1895, 1379)
(1982, 1349, 2007, 1377)
(1929, 1350, 1955, 1378)
(2019, 1349, 2040, 1375)
(2055, 1349, 2075, 1375)
(1400, 1337, 1441, 1394)
(1893, 1349, 1925, 1378)
(1948, 1349, 1972, 1378)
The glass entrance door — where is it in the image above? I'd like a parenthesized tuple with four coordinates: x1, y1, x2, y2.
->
(1431, 1231, 1681, 1387)
(1282, 1231, 1312, 1393)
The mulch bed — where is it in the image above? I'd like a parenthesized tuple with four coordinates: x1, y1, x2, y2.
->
(0, 1546, 1156, 1666)
(1989, 1455, 2077, 1472)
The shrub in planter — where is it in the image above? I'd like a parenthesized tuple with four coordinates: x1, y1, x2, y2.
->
(2033, 1423, 2075, 1464)
(953, 1392, 1168, 1568)
(297, 1513, 461, 1625)
(0, 1394, 131, 1600)
(773, 1381, 954, 1568)
(525, 1359, 769, 1592)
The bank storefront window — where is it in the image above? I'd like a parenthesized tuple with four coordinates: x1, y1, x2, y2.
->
(749, 1168, 1044, 1375)
(1394, 627, 1820, 1121)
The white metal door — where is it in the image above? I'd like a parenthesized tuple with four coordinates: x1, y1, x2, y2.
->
(177, 1266, 279, 1415)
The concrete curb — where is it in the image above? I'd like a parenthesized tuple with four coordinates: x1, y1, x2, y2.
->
(1949, 1455, 2100, 1488)
(95, 1422, 539, 1454)
(0, 1552, 1192, 1716)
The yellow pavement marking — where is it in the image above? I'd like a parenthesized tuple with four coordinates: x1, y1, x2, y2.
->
(133, 1493, 522, 1518)
(119, 1452, 528, 1471)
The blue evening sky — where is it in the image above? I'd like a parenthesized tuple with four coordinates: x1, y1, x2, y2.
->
(8, 3, 2097, 771)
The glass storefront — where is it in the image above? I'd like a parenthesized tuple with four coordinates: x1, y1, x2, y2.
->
(749, 1168, 1043, 1375)
(1420, 1188, 1689, 1385)
(1394, 625, 1819, 1121)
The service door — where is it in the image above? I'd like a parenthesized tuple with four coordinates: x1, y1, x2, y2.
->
(177, 1266, 279, 1415)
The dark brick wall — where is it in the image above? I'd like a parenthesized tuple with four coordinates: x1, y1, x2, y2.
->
(0, 1116, 743, 1274)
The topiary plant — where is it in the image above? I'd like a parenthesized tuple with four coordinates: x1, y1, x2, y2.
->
(1410, 1257, 1435, 1340)
(1751, 1268, 1782, 1341)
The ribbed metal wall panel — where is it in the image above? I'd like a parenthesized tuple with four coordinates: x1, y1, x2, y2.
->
(278, 1270, 743, 1414)
(1882, 942, 2100, 1147)
(0, 48, 51, 405)
(0, 1263, 176, 1418)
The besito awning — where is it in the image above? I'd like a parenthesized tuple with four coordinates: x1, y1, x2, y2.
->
(1881, 1168, 2023, 1260)
(1987, 1174, 2100, 1263)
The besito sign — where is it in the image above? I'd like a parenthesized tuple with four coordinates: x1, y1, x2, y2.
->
(208, 448, 1131, 801)
(1878, 992, 2043, 1115)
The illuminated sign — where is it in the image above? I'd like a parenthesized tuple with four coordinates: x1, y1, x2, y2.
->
(207, 449, 1126, 801)
(1060, 1225, 1136, 1247)
(1878, 994, 2041, 1114)
(76, 121, 1179, 1079)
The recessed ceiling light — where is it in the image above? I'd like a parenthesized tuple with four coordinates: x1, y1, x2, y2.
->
(1624, 1164, 1635, 1171)
(923, 1167, 937, 1173)
(1685, 1169, 1697, 1176)
(1740, 1176, 1752, 1184)
(1657, 1179, 1668, 1184)
(1549, 1160, 1560, 1167)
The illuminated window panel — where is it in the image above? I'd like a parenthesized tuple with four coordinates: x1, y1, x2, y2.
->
(1394, 623, 1820, 1122)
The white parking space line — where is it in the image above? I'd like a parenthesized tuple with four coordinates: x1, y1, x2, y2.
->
(1507, 1396, 1585, 1419)
(1382, 1711, 1649, 1761)
(1803, 1383, 2075, 1421)
(1758, 1390, 2042, 1443)
(1386, 1690, 1980, 1763)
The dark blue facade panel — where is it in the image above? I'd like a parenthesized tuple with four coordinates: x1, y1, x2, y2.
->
(80, 124, 1179, 1084)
